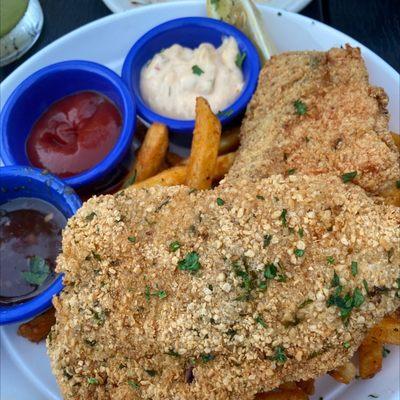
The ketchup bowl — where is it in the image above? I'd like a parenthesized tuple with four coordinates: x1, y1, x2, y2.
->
(0, 60, 136, 193)
(0, 166, 81, 325)
(122, 17, 260, 147)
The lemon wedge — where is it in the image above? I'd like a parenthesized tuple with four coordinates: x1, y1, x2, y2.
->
(206, 0, 277, 63)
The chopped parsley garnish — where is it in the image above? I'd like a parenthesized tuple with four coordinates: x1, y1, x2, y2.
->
(343, 341, 351, 349)
(327, 256, 335, 264)
(276, 273, 287, 282)
(145, 285, 167, 301)
(298, 298, 313, 309)
(22, 256, 50, 286)
(226, 328, 237, 340)
(123, 169, 137, 188)
(217, 108, 234, 117)
(255, 315, 267, 328)
(145, 369, 157, 377)
(272, 346, 287, 363)
(210, 0, 219, 7)
(87, 377, 98, 385)
(165, 349, 180, 357)
(216, 197, 225, 206)
(294, 248, 305, 257)
(235, 51, 246, 68)
(192, 65, 204, 75)
(92, 309, 107, 325)
(178, 251, 201, 273)
(201, 353, 215, 363)
(396, 180, 400, 189)
(382, 347, 391, 358)
(351, 261, 358, 276)
(128, 380, 140, 390)
(280, 209, 287, 226)
(263, 234, 272, 248)
(331, 271, 340, 288)
(363, 279, 369, 295)
(85, 212, 96, 221)
(264, 263, 277, 279)
(287, 168, 296, 175)
(298, 227, 304, 238)
(341, 171, 357, 183)
(327, 285, 365, 323)
(294, 99, 307, 115)
(92, 251, 101, 261)
(169, 241, 181, 252)
(256, 195, 265, 200)
(128, 236, 136, 243)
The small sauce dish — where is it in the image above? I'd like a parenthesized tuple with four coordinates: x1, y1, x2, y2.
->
(0, 60, 136, 193)
(122, 17, 260, 146)
(0, 166, 81, 325)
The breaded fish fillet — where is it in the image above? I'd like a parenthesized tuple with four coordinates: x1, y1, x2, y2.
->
(48, 47, 400, 400)
(226, 46, 400, 194)
(49, 176, 399, 400)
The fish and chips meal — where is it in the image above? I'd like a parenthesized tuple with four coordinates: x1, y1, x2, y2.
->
(44, 46, 399, 399)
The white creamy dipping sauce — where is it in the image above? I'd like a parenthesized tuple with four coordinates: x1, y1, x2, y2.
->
(140, 37, 245, 120)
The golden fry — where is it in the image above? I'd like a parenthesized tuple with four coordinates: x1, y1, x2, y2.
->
(18, 307, 56, 343)
(131, 153, 236, 189)
(359, 334, 383, 379)
(166, 151, 184, 166)
(328, 361, 357, 384)
(219, 126, 240, 154)
(132, 165, 187, 189)
(390, 132, 400, 151)
(381, 185, 400, 207)
(255, 388, 308, 400)
(213, 152, 236, 180)
(185, 97, 221, 189)
(123, 123, 169, 187)
(296, 379, 315, 395)
(368, 316, 400, 345)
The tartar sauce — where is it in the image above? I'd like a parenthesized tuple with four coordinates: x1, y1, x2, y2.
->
(140, 37, 245, 120)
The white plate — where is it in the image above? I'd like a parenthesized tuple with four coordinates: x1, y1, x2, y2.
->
(1, 2, 399, 399)
(102, 0, 312, 13)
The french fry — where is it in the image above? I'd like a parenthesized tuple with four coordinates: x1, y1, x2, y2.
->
(381, 185, 400, 207)
(368, 316, 400, 345)
(132, 165, 187, 189)
(18, 307, 56, 343)
(131, 153, 236, 189)
(390, 132, 400, 151)
(359, 334, 383, 379)
(328, 361, 357, 384)
(296, 379, 315, 395)
(123, 123, 169, 187)
(185, 97, 221, 189)
(166, 151, 184, 166)
(219, 126, 240, 154)
(255, 387, 308, 400)
(212, 152, 236, 180)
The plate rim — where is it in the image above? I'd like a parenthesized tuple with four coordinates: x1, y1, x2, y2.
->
(101, 0, 313, 13)
(1, 2, 399, 399)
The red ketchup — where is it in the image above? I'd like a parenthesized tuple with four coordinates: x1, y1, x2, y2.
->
(26, 91, 122, 178)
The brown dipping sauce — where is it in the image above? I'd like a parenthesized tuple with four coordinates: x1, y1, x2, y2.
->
(0, 198, 66, 305)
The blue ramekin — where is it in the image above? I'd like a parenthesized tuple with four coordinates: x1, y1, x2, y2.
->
(0, 166, 82, 325)
(122, 17, 260, 146)
(0, 60, 136, 192)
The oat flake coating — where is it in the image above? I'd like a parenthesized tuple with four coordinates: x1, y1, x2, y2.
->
(48, 46, 400, 400)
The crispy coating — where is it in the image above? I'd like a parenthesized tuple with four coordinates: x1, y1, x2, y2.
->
(48, 47, 400, 400)
(226, 46, 400, 193)
(49, 176, 399, 399)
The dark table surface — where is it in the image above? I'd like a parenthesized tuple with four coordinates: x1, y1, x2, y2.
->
(1, 0, 399, 82)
